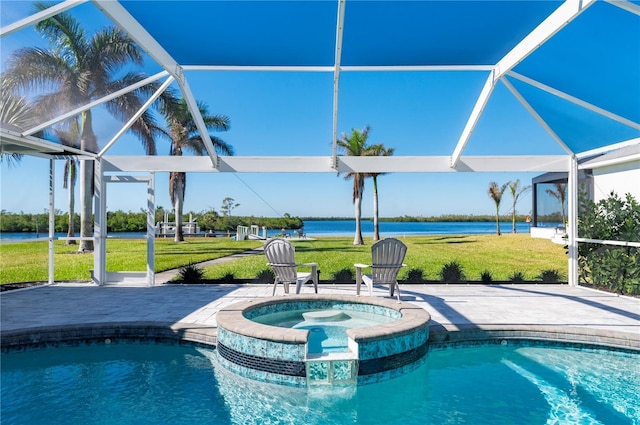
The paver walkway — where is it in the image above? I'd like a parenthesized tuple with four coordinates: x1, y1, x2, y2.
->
(2, 280, 638, 349)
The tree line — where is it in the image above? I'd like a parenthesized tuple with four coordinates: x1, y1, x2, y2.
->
(0, 209, 303, 234)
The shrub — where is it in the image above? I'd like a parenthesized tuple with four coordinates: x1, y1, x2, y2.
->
(578, 191, 640, 296)
(439, 261, 466, 283)
(509, 271, 526, 283)
(333, 268, 354, 283)
(220, 272, 235, 284)
(178, 262, 204, 284)
(405, 268, 426, 283)
(538, 269, 562, 283)
(480, 270, 493, 284)
(255, 269, 275, 284)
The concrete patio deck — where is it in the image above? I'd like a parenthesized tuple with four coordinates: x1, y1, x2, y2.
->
(2, 282, 638, 351)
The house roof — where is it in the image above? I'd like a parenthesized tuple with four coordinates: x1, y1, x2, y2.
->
(1, 0, 639, 174)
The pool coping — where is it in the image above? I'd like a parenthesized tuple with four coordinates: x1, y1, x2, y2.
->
(2, 321, 638, 352)
(215, 294, 431, 345)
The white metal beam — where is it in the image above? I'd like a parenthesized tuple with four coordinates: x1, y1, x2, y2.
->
(23, 71, 169, 137)
(92, 0, 218, 168)
(102, 155, 569, 173)
(605, 0, 640, 15)
(93, 157, 106, 285)
(507, 72, 640, 130)
(567, 155, 579, 287)
(183, 65, 333, 72)
(451, 0, 598, 167)
(0, 0, 88, 37)
(450, 72, 495, 167)
(494, 0, 597, 79)
(0, 128, 96, 157)
(181, 65, 494, 72)
(48, 159, 55, 284)
(331, 0, 347, 169)
(576, 137, 640, 158)
(174, 73, 220, 168)
(147, 173, 155, 286)
(98, 76, 174, 157)
(92, 0, 180, 73)
(501, 77, 574, 155)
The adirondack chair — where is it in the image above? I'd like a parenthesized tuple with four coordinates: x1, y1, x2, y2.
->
(355, 238, 407, 300)
(264, 238, 318, 295)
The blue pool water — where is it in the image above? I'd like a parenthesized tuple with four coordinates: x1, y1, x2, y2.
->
(250, 309, 395, 354)
(1, 341, 638, 425)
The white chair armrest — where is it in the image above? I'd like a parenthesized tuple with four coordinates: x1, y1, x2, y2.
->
(354, 263, 371, 269)
(298, 262, 318, 267)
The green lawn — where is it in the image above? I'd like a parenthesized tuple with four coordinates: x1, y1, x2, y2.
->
(203, 234, 567, 282)
(0, 234, 567, 284)
(0, 238, 262, 284)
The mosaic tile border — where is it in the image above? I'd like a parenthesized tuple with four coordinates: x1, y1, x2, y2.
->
(217, 342, 305, 376)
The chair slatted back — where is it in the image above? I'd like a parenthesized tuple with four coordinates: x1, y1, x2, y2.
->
(264, 239, 297, 283)
(370, 238, 407, 284)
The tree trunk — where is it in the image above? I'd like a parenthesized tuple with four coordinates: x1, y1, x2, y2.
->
(66, 169, 76, 245)
(512, 201, 517, 234)
(373, 176, 380, 241)
(495, 206, 501, 236)
(353, 195, 364, 245)
(78, 111, 95, 252)
(173, 172, 185, 243)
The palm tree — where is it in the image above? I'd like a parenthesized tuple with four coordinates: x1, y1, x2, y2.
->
(368, 144, 395, 241)
(165, 99, 231, 242)
(508, 179, 531, 233)
(4, 3, 174, 252)
(56, 126, 81, 245)
(546, 182, 567, 227)
(0, 79, 37, 166)
(488, 181, 508, 235)
(337, 126, 373, 245)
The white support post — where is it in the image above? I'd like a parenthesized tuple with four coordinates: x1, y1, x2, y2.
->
(567, 156, 579, 287)
(331, 0, 346, 169)
(48, 159, 55, 284)
(147, 172, 155, 286)
(93, 158, 107, 286)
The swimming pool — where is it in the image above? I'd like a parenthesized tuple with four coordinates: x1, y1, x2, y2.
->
(2, 340, 638, 425)
(216, 296, 430, 386)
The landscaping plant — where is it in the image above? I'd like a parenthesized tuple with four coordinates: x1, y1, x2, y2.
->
(439, 261, 466, 283)
(578, 191, 640, 295)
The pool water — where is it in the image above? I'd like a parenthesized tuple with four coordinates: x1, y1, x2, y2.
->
(251, 309, 396, 353)
(1, 341, 638, 425)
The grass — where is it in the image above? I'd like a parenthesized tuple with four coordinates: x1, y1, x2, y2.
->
(0, 238, 262, 284)
(202, 234, 566, 282)
(0, 234, 567, 284)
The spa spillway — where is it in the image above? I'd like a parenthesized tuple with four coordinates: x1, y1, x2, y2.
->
(215, 295, 431, 386)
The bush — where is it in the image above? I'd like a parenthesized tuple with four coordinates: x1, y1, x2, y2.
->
(333, 268, 354, 283)
(480, 270, 493, 283)
(220, 272, 235, 284)
(178, 262, 204, 284)
(255, 269, 275, 284)
(405, 268, 426, 283)
(538, 269, 562, 283)
(439, 261, 466, 283)
(509, 271, 526, 283)
(578, 191, 640, 295)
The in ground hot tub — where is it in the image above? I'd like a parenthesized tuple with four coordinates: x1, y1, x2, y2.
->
(215, 295, 431, 386)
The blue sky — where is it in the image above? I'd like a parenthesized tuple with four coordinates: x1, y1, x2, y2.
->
(3, 1, 632, 219)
